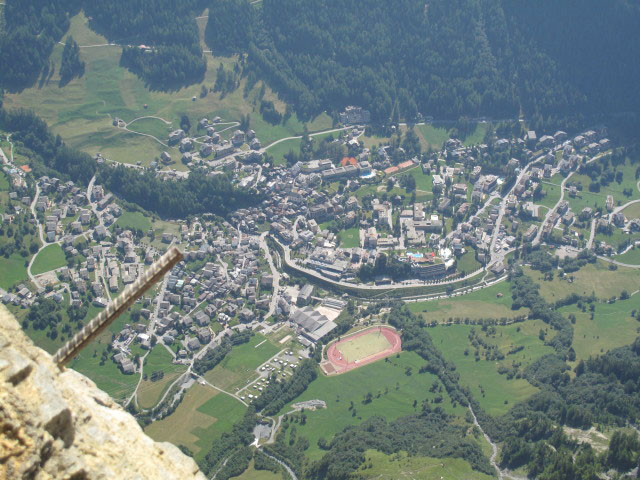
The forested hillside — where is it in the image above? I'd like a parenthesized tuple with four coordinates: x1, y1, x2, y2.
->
(0, 0, 79, 90)
(0, 0, 206, 91)
(84, 0, 207, 88)
(206, 0, 640, 123)
(2, 0, 639, 120)
(504, 0, 640, 118)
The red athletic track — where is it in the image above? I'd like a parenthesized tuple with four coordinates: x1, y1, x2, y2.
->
(322, 326, 402, 375)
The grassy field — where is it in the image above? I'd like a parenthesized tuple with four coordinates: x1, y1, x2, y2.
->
(523, 261, 638, 301)
(567, 160, 640, 213)
(565, 184, 611, 215)
(31, 244, 67, 275)
(538, 177, 563, 209)
(413, 123, 487, 152)
(613, 247, 640, 265)
(338, 227, 360, 248)
(67, 304, 145, 400)
(265, 138, 300, 166)
(336, 330, 392, 363)
(203, 334, 280, 392)
(0, 253, 30, 289)
(276, 351, 465, 460)
(455, 249, 482, 274)
(145, 384, 247, 460)
(429, 321, 552, 416)
(594, 229, 640, 252)
(408, 281, 529, 323)
(0, 171, 10, 191)
(461, 123, 489, 146)
(560, 294, 640, 364)
(355, 450, 493, 480)
(126, 117, 173, 140)
(269, 129, 343, 166)
(406, 166, 434, 192)
(622, 202, 640, 219)
(115, 211, 152, 232)
(137, 346, 187, 409)
(415, 125, 450, 150)
(232, 460, 281, 480)
(360, 133, 391, 149)
(3, 12, 331, 169)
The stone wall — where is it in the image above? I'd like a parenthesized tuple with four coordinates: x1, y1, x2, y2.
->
(0, 304, 206, 480)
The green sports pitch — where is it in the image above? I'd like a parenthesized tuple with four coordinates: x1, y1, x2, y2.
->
(336, 329, 393, 363)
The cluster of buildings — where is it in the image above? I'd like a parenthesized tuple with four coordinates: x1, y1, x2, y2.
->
(6, 110, 640, 382)
(162, 118, 263, 170)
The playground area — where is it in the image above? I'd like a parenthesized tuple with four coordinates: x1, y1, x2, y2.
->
(321, 326, 402, 375)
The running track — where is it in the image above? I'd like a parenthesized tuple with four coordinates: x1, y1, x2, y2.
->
(322, 326, 401, 375)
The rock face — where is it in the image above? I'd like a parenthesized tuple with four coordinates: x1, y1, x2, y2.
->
(0, 305, 206, 480)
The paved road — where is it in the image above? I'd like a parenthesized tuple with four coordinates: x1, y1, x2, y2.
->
(259, 232, 281, 318)
(468, 406, 526, 480)
(445, 191, 499, 243)
(586, 218, 597, 250)
(273, 237, 490, 293)
(534, 152, 605, 246)
(257, 448, 298, 480)
(597, 255, 640, 269)
(261, 126, 352, 153)
(30, 184, 45, 245)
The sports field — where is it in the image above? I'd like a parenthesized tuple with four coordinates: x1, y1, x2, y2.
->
(337, 330, 391, 363)
(323, 326, 401, 375)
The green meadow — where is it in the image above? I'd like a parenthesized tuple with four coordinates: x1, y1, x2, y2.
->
(31, 244, 67, 275)
(355, 450, 494, 480)
(428, 321, 552, 416)
(408, 280, 528, 323)
(137, 345, 187, 409)
(115, 211, 152, 231)
(203, 334, 280, 392)
(560, 294, 640, 365)
(338, 227, 360, 248)
(145, 384, 247, 461)
(277, 351, 465, 460)
(0, 253, 30, 290)
(524, 261, 638, 302)
(3, 12, 331, 170)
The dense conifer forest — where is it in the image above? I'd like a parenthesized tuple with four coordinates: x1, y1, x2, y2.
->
(2, 0, 639, 121)
(207, 0, 640, 122)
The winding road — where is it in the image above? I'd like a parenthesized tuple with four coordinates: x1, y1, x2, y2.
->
(468, 405, 526, 480)
(259, 232, 281, 318)
(262, 126, 352, 154)
(257, 448, 298, 480)
(534, 152, 606, 247)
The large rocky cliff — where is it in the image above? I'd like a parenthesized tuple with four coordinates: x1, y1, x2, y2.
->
(0, 304, 207, 480)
